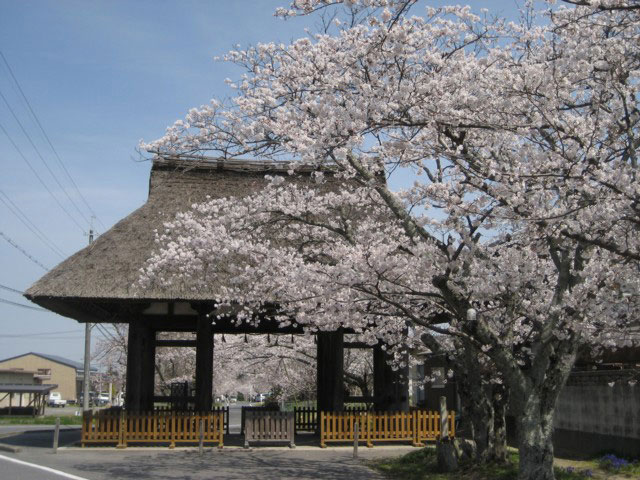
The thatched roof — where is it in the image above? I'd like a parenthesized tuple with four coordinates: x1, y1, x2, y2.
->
(25, 157, 332, 320)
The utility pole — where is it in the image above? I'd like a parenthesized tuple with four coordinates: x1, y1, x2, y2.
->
(82, 221, 95, 412)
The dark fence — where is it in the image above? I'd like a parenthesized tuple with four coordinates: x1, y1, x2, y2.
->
(241, 405, 279, 434)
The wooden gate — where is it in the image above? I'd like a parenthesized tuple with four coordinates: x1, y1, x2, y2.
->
(244, 411, 295, 448)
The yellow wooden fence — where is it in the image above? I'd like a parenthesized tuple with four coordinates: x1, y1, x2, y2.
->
(82, 410, 224, 448)
(320, 410, 455, 448)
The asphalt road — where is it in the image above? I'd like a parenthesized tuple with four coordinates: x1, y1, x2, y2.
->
(0, 454, 89, 480)
(0, 427, 414, 480)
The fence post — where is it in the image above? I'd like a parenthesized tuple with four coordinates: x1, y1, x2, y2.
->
(320, 412, 326, 448)
(170, 411, 176, 449)
(52, 417, 60, 453)
(353, 421, 359, 459)
(199, 418, 204, 456)
(439, 396, 448, 439)
(244, 412, 251, 449)
(366, 413, 373, 448)
(218, 411, 224, 450)
(117, 409, 127, 449)
(81, 410, 89, 448)
(288, 412, 296, 449)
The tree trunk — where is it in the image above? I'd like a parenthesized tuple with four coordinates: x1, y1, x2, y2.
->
(468, 395, 495, 462)
(455, 343, 507, 463)
(491, 384, 508, 463)
(517, 398, 556, 480)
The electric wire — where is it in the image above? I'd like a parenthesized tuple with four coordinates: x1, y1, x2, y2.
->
(95, 323, 118, 343)
(0, 51, 106, 231)
(0, 120, 86, 234)
(0, 90, 90, 232)
(0, 190, 66, 258)
(0, 230, 49, 270)
(0, 296, 48, 311)
(0, 283, 23, 295)
(0, 329, 80, 337)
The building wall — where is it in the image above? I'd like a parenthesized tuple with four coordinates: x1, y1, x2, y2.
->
(0, 354, 76, 401)
(0, 371, 34, 384)
(551, 370, 640, 456)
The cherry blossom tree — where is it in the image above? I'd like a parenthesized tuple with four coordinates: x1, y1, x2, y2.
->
(96, 327, 373, 405)
(140, 1, 639, 478)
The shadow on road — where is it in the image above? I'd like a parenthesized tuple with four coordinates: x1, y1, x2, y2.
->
(70, 449, 382, 480)
(1, 429, 81, 448)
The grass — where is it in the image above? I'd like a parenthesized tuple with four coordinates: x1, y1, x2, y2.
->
(369, 448, 603, 480)
(0, 415, 83, 425)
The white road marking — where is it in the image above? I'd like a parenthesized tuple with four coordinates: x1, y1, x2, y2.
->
(0, 454, 90, 480)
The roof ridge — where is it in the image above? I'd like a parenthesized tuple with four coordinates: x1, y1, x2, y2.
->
(152, 154, 335, 173)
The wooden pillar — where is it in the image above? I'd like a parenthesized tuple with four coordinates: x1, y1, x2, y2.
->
(316, 331, 344, 412)
(141, 328, 156, 410)
(194, 314, 213, 411)
(125, 320, 155, 411)
(374, 344, 409, 411)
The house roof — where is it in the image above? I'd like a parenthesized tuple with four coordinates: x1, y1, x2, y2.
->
(24, 156, 342, 321)
(0, 384, 58, 393)
(0, 352, 97, 372)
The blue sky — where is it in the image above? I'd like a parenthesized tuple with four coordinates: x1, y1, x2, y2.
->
(0, 0, 520, 365)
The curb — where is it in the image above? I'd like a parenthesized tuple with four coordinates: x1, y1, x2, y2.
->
(0, 426, 81, 439)
(0, 443, 21, 453)
(0, 430, 30, 439)
(58, 444, 417, 452)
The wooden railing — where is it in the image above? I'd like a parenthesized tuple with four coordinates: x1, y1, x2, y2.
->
(153, 405, 230, 434)
(294, 405, 368, 432)
(413, 409, 455, 444)
(244, 411, 295, 448)
(82, 410, 224, 448)
(319, 411, 369, 447)
(320, 410, 455, 448)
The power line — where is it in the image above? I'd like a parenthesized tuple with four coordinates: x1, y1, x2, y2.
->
(0, 329, 80, 337)
(0, 189, 66, 258)
(95, 323, 118, 343)
(0, 120, 86, 234)
(0, 283, 24, 295)
(0, 51, 107, 231)
(0, 230, 49, 270)
(0, 296, 48, 312)
(0, 89, 91, 231)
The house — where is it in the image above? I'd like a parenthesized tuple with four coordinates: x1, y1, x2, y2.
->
(0, 368, 58, 415)
(0, 352, 96, 403)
